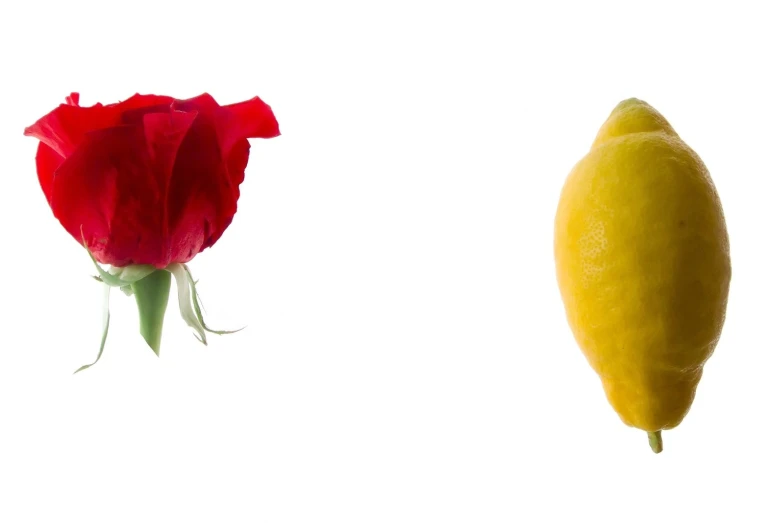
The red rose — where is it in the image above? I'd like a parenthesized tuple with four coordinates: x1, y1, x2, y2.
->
(24, 92, 280, 268)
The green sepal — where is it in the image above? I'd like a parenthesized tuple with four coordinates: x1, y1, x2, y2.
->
(165, 263, 246, 344)
(131, 270, 172, 355)
(166, 263, 208, 345)
(73, 283, 111, 374)
(183, 265, 245, 336)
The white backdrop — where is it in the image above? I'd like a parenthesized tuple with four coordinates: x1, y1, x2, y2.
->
(1, 1, 780, 521)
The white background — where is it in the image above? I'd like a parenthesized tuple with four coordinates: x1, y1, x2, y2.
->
(1, 1, 780, 521)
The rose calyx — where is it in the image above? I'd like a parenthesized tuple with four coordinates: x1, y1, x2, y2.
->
(75, 239, 243, 373)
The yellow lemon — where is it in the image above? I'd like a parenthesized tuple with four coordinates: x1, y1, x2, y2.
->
(553, 99, 731, 453)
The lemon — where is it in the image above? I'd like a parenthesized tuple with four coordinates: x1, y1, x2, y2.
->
(553, 99, 731, 453)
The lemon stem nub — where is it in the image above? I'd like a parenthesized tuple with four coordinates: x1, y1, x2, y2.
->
(647, 431, 663, 454)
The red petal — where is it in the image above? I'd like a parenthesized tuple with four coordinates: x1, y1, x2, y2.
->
(34, 142, 66, 206)
(173, 93, 221, 113)
(119, 96, 178, 126)
(223, 96, 281, 139)
(50, 128, 129, 264)
(225, 138, 251, 188)
(172, 93, 279, 157)
(23, 93, 175, 157)
(140, 109, 198, 188)
(171, 93, 236, 157)
(25, 104, 115, 157)
(111, 93, 174, 111)
(166, 112, 239, 262)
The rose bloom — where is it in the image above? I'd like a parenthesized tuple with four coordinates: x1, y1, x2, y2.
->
(25, 92, 280, 268)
